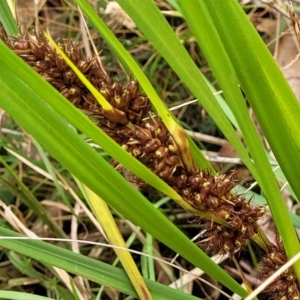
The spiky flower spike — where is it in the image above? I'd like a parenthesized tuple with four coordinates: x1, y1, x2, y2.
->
(114, 120, 267, 254)
(258, 236, 300, 300)
(0, 25, 151, 129)
(0, 25, 271, 257)
(0, 25, 268, 254)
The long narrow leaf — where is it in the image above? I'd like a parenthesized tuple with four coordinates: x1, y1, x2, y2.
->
(0, 228, 201, 300)
(0, 0, 19, 35)
(83, 186, 152, 300)
(203, 0, 300, 279)
(178, 0, 270, 191)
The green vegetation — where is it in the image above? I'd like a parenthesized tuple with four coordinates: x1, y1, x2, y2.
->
(0, 1, 300, 299)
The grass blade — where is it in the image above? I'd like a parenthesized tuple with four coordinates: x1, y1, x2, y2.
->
(203, 0, 300, 281)
(0, 227, 202, 300)
(0, 0, 19, 35)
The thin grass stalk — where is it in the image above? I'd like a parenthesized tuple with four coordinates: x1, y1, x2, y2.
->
(83, 185, 153, 300)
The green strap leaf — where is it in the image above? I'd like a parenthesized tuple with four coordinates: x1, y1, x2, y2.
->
(203, 0, 300, 281)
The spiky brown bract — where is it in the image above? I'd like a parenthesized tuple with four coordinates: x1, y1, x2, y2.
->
(0, 25, 267, 254)
(259, 236, 300, 300)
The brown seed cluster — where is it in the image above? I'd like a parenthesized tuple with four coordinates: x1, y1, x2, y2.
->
(0, 26, 151, 129)
(1, 25, 299, 298)
(198, 199, 266, 255)
(259, 236, 300, 300)
(105, 118, 267, 254)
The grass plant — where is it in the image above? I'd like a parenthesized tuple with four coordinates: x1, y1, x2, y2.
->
(0, 1, 300, 299)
